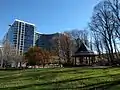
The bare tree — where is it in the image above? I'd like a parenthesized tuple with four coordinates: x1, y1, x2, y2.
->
(2, 40, 23, 68)
(93, 32, 102, 57)
(0, 47, 3, 67)
(107, 0, 120, 59)
(53, 33, 73, 65)
(52, 33, 62, 64)
(59, 33, 73, 65)
(108, 0, 120, 38)
(89, 34, 93, 51)
(65, 29, 89, 51)
(89, 0, 118, 64)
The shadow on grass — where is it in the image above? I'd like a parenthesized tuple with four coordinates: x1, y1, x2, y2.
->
(84, 79, 120, 90)
(0, 70, 59, 83)
(1, 68, 120, 90)
(1, 73, 120, 90)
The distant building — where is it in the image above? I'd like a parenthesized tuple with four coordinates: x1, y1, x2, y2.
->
(4, 19, 65, 54)
(35, 33, 59, 51)
(35, 31, 41, 43)
(4, 19, 36, 54)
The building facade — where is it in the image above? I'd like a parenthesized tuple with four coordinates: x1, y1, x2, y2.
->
(35, 33, 59, 51)
(35, 31, 41, 42)
(5, 19, 36, 54)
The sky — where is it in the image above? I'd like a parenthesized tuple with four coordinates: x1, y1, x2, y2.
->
(0, 0, 101, 39)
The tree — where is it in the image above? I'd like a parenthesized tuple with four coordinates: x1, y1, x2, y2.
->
(108, 0, 120, 38)
(1, 40, 23, 68)
(65, 29, 89, 48)
(24, 46, 42, 66)
(24, 46, 51, 67)
(0, 47, 3, 67)
(89, 0, 119, 64)
(42, 50, 51, 67)
(53, 33, 73, 65)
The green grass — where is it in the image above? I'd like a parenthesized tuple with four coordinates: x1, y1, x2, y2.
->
(0, 67, 120, 90)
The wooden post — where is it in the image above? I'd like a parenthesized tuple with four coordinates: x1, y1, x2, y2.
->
(94, 56, 95, 63)
(91, 56, 93, 64)
(75, 57, 76, 66)
(89, 56, 90, 65)
(86, 56, 88, 64)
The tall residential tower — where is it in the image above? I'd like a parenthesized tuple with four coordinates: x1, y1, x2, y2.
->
(5, 19, 36, 54)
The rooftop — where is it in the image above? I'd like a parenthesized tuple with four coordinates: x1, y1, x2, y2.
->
(15, 19, 35, 26)
(73, 42, 96, 57)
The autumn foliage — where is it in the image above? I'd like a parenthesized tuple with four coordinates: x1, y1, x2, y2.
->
(24, 46, 51, 66)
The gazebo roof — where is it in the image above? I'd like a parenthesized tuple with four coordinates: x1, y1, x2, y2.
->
(75, 43, 91, 53)
(73, 42, 95, 57)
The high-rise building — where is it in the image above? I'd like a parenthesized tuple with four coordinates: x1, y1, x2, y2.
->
(5, 19, 36, 54)
(36, 33, 59, 51)
(35, 31, 41, 42)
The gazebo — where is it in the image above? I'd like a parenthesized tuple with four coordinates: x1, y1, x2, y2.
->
(72, 42, 96, 66)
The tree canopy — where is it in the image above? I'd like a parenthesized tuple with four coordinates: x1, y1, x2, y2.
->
(24, 46, 51, 66)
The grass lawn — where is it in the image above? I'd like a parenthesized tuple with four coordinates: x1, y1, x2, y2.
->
(0, 67, 120, 90)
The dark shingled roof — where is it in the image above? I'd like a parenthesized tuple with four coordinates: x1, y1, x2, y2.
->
(75, 43, 91, 53)
(73, 42, 95, 57)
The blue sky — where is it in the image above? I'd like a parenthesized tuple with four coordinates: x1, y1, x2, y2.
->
(0, 0, 101, 39)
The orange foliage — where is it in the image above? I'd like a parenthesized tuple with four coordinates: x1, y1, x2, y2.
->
(24, 46, 51, 66)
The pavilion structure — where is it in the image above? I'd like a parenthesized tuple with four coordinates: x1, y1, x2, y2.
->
(72, 42, 96, 66)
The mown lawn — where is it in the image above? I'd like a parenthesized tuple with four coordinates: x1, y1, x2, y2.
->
(0, 67, 120, 90)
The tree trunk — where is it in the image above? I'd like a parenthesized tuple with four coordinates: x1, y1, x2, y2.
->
(0, 59, 3, 67)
